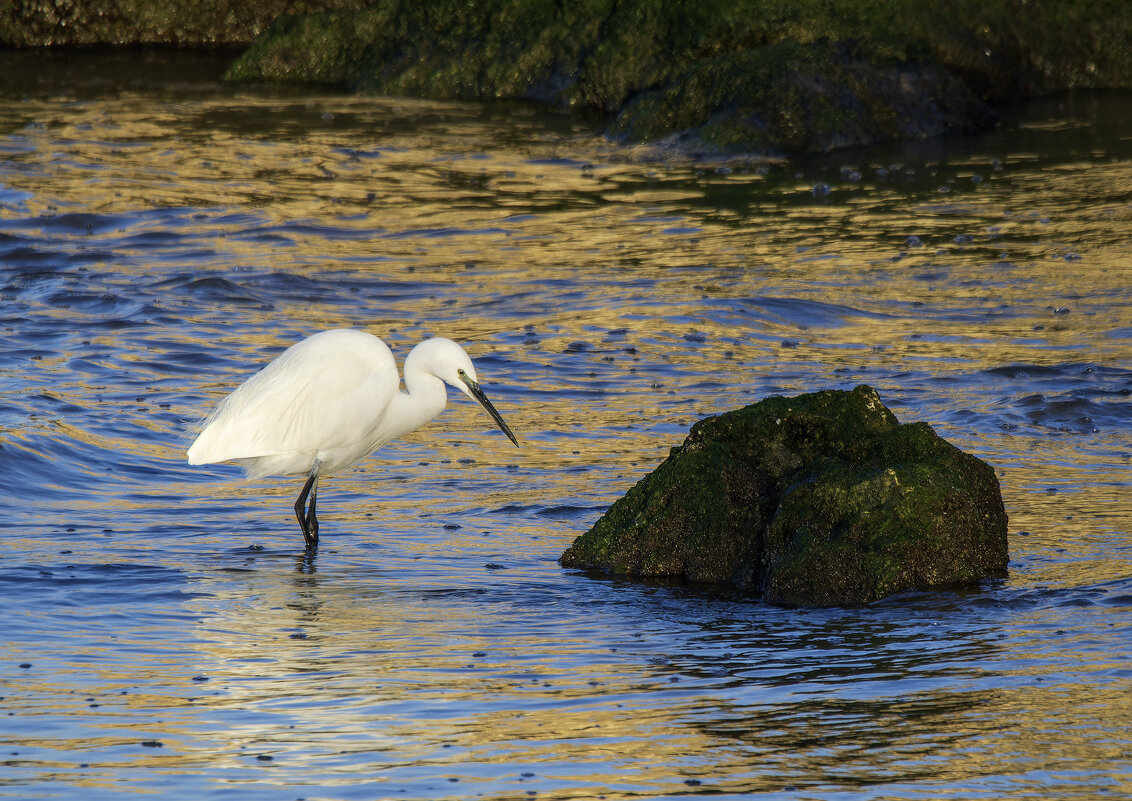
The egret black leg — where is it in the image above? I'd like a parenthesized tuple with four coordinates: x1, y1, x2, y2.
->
(305, 480, 319, 542)
(294, 472, 319, 547)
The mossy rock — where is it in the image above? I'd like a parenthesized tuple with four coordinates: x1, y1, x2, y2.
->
(5, 0, 1130, 153)
(224, 0, 612, 103)
(608, 40, 994, 154)
(560, 385, 1008, 606)
(216, 0, 1132, 154)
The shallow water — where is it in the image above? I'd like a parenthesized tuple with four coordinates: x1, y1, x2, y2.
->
(1, 50, 1130, 800)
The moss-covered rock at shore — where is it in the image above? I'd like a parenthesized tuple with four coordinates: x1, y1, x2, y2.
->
(607, 40, 995, 153)
(217, 0, 1131, 155)
(221, 1, 609, 100)
(4, 1, 1128, 152)
(560, 385, 1008, 607)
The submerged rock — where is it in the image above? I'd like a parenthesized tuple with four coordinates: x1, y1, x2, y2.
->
(560, 385, 1008, 606)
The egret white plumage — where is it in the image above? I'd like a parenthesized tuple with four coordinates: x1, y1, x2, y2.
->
(187, 329, 518, 546)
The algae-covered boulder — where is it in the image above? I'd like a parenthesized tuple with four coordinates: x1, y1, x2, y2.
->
(220, 0, 1132, 155)
(4, 0, 1130, 154)
(560, 385, 1008, 606)
(607, 40, 994, 153)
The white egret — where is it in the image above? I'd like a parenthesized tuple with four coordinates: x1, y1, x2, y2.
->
(187, 329, 518, 546)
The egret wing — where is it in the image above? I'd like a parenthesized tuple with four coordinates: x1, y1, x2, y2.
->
(187, 330, 400, 477)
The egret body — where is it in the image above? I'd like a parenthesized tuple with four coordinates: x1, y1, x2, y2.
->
(187, 330, 518, 546)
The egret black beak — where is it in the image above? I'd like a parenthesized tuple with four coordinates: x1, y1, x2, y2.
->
(459, 371, 519, 446)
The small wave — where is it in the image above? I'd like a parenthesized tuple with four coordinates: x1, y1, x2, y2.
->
(0, 245, 65, 267)
(43, 289, 143, 315)
(381, 226, 511, 240)
(981, 364, 1067, 379)
(0, 185, 33, 212)
(0, 562, 197, 608)
(971, 364, 1132, 431)
(157, 275, 269, 305)
(1015, 392, 1130, 429)
(525, 157, 591, 167)
(243, 271, 333, 294)
(120, 230, 193, 248)
(739, 296, 890, 327)
(535, 504, 607, 520)
(22, 211, 118, 235)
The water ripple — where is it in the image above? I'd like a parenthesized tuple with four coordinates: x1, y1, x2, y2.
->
(0, 53, 1129, 801)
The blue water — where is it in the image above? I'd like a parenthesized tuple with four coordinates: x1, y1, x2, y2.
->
(1, 51, 1130, 799)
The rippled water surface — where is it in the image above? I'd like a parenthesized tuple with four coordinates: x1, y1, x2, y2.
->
(1, 50, 1130, 799)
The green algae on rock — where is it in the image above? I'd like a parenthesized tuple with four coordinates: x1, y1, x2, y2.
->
(4, 0, 1129, 154)
(214, 0, 1131, 155)
(607, 40, 994, 153)
(560, 385, 1008, 606)
(223, 0, 609, 102)
(0, 0, 370, 47)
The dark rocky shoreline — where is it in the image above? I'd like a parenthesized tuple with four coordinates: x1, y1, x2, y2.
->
(4, 0, 1128, 156)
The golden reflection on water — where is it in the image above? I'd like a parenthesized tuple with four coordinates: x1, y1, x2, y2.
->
(2, 66, 1131, 799)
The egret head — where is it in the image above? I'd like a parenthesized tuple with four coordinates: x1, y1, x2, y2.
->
(412, 338, 519, 447)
